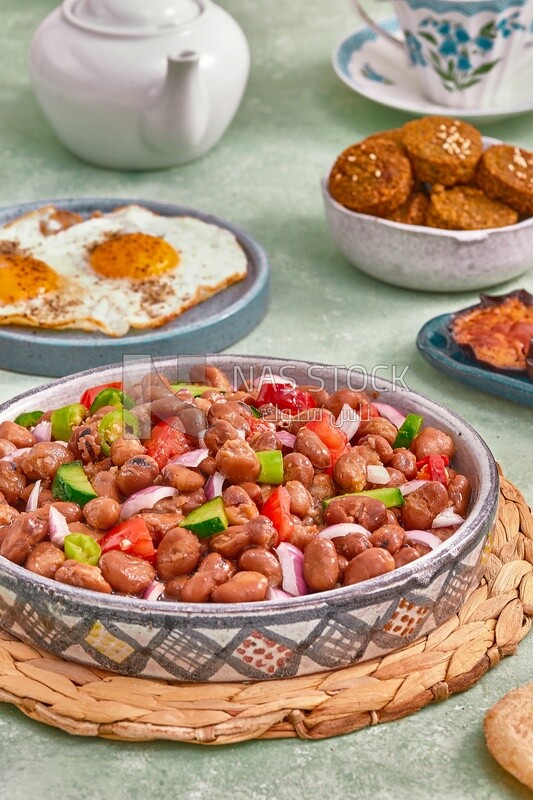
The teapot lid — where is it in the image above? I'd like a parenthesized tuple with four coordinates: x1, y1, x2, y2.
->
(63, 0, 207, 35)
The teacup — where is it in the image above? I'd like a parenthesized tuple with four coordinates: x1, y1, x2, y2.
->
(351, 0, 531, 108)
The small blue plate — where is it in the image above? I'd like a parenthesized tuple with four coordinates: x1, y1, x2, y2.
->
(417, 313, 533, 408)
(0, 197, 270, 378)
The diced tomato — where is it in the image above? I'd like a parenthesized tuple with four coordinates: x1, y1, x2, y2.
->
(416, 454, 449, 484)
(80, 382, 122, 409)
(261, 485, 293, 545)
(99, 518, 156, 563)
(256, 382, 317, 415)
(416, 455, 450, 469)
(305, 413, 348, 466)
(144, 416, 189, 470)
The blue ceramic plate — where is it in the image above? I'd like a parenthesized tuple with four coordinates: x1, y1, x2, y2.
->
(0, 198, 270, 378)
(417, 313, 533, 408)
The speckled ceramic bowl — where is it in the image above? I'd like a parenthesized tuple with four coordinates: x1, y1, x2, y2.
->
(322, 137, 533, 292)
(0, 356, 498, 681)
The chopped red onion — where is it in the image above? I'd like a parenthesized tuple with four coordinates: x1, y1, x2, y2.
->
(236, 429, 246, 440)
(119, 486, 177, 521)
(275, 542, 308, 596)
(276, 430, 296, 449)
(205, 471, 225, 500)
(142, 580, 166, 601)
(174, 389, 195, 402)
(366, 465, 390, 485)
(432, 508, 465, 528)
(49, 505, 70, 547)
(317, 522, 371, 540)
(0, 447, 31, 463)
(405, 529, 442, 549)
(254, 374, 296, 388)
(32, 420, 52, 442)
(372, 402, 406, 430)
(266, 586, 293, 601)
(400, 479, 428, 496)
(335, 403, 360, 441)
(26, 480, 41, 512)
(169, 447, 208, 468)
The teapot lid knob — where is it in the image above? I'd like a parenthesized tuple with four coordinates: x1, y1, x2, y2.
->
(63, 0, 206, 34)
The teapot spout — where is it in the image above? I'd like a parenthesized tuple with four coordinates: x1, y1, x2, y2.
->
(141, 51, 209, 156)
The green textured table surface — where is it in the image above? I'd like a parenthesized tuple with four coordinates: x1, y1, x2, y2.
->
(1, 2, 533, 799)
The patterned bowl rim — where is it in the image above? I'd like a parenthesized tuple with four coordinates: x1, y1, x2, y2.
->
(0, 355, 499, 619)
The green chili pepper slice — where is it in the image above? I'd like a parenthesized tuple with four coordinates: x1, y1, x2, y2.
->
(89, 388, 135, 414)
(393, 413, 424, 450)
(98, 409, 140, 455)
(256, 450, 284, 484)
(51, 403, 87, 441)
(63, 533, 101, 566)
(14, 410, 44, 429)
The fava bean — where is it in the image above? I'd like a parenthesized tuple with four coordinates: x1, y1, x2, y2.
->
(238, 547, 281, 586)
(303, 537, 340, 592)
(157, 528, 201, 581)
(55, 560, 112, 593)
(25, 542, 65, 579)
(344, 548, 395, 585)
(100, 550, 155, 594)
(211, 571, 268, 603)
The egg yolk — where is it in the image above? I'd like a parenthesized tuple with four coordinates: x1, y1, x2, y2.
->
(90, 233, 180, 280)
(0, 254, 60, 304)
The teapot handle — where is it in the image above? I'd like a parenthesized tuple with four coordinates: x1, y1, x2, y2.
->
(349, 0, 404, 50)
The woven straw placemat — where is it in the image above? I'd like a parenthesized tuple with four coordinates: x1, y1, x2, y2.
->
(0, 472, 531, 745)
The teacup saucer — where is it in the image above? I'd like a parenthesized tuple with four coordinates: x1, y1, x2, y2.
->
(333, 17, 533, 124)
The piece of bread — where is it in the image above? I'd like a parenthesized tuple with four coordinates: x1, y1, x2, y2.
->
(484, 682, 533, 790)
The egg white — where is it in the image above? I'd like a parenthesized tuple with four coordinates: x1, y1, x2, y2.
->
(0, 205, 248, 336)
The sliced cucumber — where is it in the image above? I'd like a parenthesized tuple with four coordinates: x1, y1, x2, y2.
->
(181, 496, 228, 537)
(323, 487, 404, 509)
(52, 461, 98, 508)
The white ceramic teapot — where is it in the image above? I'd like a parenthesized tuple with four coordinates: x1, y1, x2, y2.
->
(29, 0, 250, 169)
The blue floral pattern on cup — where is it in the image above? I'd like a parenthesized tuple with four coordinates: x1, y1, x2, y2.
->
(405, 11, 525, 91)
(361, 62, 395, 84)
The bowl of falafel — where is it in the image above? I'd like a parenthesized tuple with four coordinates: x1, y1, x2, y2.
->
(322, 116, 533, 292)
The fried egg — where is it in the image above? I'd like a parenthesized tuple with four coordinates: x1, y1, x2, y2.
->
(0, 205, 248, 336)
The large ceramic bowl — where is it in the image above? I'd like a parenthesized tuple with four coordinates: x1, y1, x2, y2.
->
(321, 138, 533, 292)
(0, 356, 498, 682)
